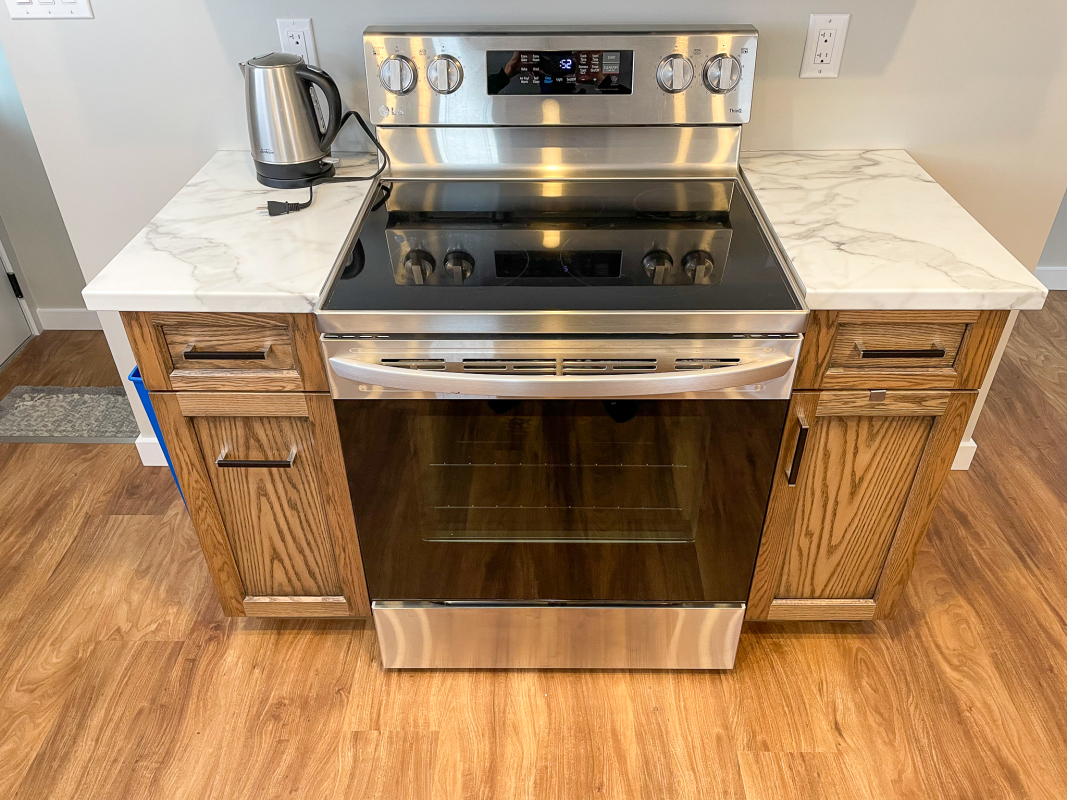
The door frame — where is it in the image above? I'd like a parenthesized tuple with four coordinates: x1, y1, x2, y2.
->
(0, 230, 40, 337)
(0, 234, 36, 370)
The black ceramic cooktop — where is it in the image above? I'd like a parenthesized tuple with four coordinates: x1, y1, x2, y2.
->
(321, 178, 801, 313)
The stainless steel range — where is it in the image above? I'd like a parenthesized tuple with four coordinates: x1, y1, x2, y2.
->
(316, 26, 807, 670)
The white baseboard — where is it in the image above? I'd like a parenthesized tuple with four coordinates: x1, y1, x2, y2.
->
(135, 435, 168, 467)
(1035, 266, 1067, 290)
(37, 307, 103, 330)
(951, 438, 978, 471)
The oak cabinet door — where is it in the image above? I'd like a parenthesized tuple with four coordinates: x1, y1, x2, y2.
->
(748, 390, 976, 621)
(151, 392, 369, 618)
(193, 414, 342, 598)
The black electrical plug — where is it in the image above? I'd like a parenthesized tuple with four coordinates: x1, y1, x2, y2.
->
(258, 187, 314, 216)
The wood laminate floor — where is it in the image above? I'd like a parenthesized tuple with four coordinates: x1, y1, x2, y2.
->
(1, 305, 1065, 800)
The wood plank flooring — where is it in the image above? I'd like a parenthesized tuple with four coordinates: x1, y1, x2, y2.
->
(1, 302, 1066, 800)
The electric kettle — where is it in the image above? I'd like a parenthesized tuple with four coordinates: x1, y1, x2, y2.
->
(240, 53, 343, 188)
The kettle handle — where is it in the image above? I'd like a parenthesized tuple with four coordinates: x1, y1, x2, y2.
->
(294, 63, 343, 154)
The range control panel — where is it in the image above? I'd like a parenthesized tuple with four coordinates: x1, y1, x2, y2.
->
(364, 27, 757, 126)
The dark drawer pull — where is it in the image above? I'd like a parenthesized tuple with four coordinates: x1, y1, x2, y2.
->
(183, 346, 268, 361)
(216, 448, 296, 469)
(787, 421, 809, 486)
(858, 347, 946, 360)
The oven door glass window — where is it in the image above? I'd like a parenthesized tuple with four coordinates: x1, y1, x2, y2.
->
(336, 399, 787, 603)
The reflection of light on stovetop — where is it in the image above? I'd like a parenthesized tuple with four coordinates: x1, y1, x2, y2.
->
(382, 184, 730, 227)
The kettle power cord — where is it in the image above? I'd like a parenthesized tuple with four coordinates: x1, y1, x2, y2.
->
(259, 110, 390, 217)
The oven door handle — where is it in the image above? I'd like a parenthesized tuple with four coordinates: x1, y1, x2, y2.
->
(327, 354, 794, 398)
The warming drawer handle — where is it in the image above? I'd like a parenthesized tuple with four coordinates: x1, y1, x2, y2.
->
(327, 354, 795, 398)
(216, 447, 296, 469)
(183, 345, 270, 361)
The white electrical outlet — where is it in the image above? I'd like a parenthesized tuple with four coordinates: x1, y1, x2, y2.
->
(6, 0, 93, 20)
(800, 14, 850, 78)
(814, 29, 837, 64)
(277, 18, 319, 65)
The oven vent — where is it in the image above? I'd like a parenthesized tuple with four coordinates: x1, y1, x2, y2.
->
(381, 358, 447, 371)
(463, 359, 556, 374)
(673, 358, 742, 371)
(561, 359, 658, 374)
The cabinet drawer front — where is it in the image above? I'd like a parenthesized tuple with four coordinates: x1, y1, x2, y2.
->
(121, 312, 330, 392)
(830, 322, 966, 371)
(163, 321, 302, 390)
(796, 311, 1009, 390)
(194, 415, 343, 597)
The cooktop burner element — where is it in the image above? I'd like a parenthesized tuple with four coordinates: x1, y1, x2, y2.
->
(321, 178, 800, 314)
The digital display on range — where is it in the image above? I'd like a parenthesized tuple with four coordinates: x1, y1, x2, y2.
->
(486, 50, 634, 95)
(496, 250, 624, 281)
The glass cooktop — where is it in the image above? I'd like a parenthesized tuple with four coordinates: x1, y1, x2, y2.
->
(321, 179, 801, 313)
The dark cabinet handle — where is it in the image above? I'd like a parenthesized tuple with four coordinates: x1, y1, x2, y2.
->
(786, 421, 809, 486)
(183, 346, 269, 361)
(216, 448, 296, 469)
(857, 346, 946, 360)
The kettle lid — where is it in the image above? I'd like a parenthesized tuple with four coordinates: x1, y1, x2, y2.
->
(246, 52, 303, 69)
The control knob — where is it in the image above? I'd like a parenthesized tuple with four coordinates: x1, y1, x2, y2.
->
(427, 55, 463, 94)
(403, 250, 435, 285)
(444, 251, 475, 284)
(379, 55, 418, 95)
(656, 54, 694, 93)
(643, 251, 675, 284)
(703, 54, 741, 94)
(682, 250, 720, 285)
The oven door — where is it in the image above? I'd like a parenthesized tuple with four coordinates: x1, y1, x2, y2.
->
(328, 338, 795, 668)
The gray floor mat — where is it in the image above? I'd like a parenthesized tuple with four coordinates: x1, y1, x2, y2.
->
(0, 385, 138, 443)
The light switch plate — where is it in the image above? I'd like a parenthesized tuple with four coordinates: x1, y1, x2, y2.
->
(800, 13, 849, 78)
(6, 0, 93, 19)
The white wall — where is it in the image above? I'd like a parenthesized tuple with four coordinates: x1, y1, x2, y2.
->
(0, 1, 1064, 455)
(0, 40, 87, 325)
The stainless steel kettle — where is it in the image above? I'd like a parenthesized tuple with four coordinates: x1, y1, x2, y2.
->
(240, 52, 343, 188)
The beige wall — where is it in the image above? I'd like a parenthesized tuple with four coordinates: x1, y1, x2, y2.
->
(0, 1, 1064, 287)
(0, 41, 85, 312)
(0, 1, 1062, 449)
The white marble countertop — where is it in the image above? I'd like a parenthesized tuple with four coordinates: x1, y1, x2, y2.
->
(742, 150, 1047, 310)
(83, 148, 1047, 314)
(82, 151, 377, 314)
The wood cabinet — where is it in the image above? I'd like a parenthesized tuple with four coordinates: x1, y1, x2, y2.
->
(122, 308, 1009, 624)
(747, 310, 1007, 621)
(150, 392, 369, 618)
(122, 312, 369, 618)
(747, 390, 975, 620)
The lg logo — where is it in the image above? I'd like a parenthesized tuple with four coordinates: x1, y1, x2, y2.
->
(379, 106, 405, 117)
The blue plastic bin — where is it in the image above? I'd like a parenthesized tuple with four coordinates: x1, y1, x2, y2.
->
(129, 367, 184, 504)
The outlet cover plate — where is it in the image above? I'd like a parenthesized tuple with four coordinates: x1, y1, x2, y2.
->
(277, 18, 319, 65)
(6, 0, 93, 19)
(800, 13, 850, 78)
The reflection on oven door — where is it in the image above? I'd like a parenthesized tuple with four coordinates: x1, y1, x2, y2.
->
(413, 402, 704, 543)
(335, 398, 787, 603)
